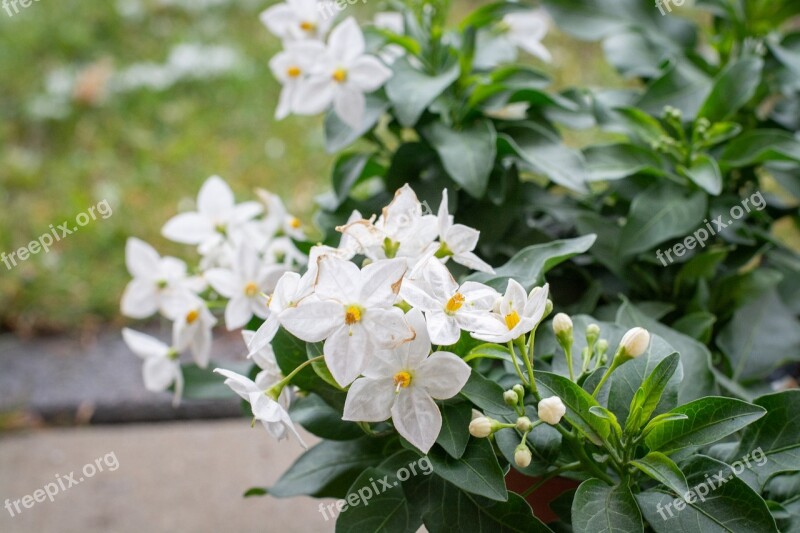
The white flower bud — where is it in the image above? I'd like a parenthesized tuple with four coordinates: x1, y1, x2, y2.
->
(504, 390, 519, 406)
(553, 313, 573, 335)
(585, 323, 600, 346)
(515, 416, 533, 432)
(469, 416, 493, 438)
(514, 444, 532, 468)
(619, 327, 650, 359)
(538, 396, 566, 425)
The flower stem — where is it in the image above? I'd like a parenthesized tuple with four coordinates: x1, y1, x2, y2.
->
(507, 341, 529, 387)
(524, 330, 541, 400)
(267, 355, 324, 398)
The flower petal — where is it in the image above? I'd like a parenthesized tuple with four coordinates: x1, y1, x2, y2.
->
(328, 17, 364, 64)
(315, 255, 362, 303)
(143, 357, 178, 393)
(120, 279, 159, 319)
(214, 368, 260, 401)
(162, 212, 214, 245)
(122, 328, 168, 359)
(333, 87, 365, 130)
(125, 237, 160, 279)
(342, 377, 395, 422)
(293, 75, 335, 115)
(363, 307, 413, 349)
(391, 387, 441, 454)
(225, 295, 253, 330)
(415, 351, 471, 399)
(348, 56, 392, 92)
(425, 311, 461, 346)
(359, 258, 407, 307)
(279, 300, 342, 342)
(323, 324, 370, 387)
(197, 176, 235, 218)
(204, 268, 239, 298)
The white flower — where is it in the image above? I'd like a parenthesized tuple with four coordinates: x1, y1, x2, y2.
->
(162, 176, 262, 253)
(213, 368, 305, 446)
(172, 298, 217, 368)
(433, 189, 494, 273)
(205, 245, 287, 330)
(242, 330, 292, 412)
(246, 270, 315, 356)
(294, 17, 393, 129)
(260, 0, 332, 42)
(122, 328, 183, 406)
(121, 238, 204, 319)
(400, 257, 498, 345)
(342, 309, 471, 453)
(280, 256, 413, 387)
(619, 327, 650, 359)
(471, 281, 549, 343)
(255, 188, 306, 241)
(270, 41, 327, 120)
(337, 184, 437, 264)
(502, 10, 552, 63)
(537, 396, 566, 425)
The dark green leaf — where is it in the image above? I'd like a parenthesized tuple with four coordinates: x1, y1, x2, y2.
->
(698, 57, 763, 122)
(423, 120, 497, 198)
(572, 479, 644, 532)
(428, 438, 508, 502)
(436, 400, 473, 459)
(385, 58, 459, 127)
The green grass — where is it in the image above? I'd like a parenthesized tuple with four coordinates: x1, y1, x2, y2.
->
(0, 1, 616, 334)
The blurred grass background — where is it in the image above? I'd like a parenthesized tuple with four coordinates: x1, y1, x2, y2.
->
(0, 0, 616, 336)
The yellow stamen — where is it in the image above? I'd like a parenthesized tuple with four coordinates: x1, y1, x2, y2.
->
(244, 282, 259, 297)
(299, 21, 316, 31)
(186, 309, 200, 324)
(505, 310, 520, 330)
(332, 68, 348, 83)
(289, 217, 302, 229)
(344, 305, 362, 325)
(286, 66, 302, 78)
(393, 371, 412, 391)
(445, 293, 465, 314)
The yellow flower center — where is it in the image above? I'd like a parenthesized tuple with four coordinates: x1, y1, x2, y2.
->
(332, 68, 348, 83)
(393, 371, 412, 391)
(186, 309, 200, 324)
(445, 292, 465, 314)
(505, 310, 520, 330)
(286, 66, 302, 78)
(289, 217, 302, 229)
(244, 282, 259, 297)
(344, 305, 362, 325)
(299, 21, 316, 32)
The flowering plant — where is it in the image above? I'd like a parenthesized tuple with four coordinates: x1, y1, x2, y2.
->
(120, 1, 799, 531)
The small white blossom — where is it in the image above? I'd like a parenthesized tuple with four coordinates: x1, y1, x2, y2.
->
(342, 309, 471, 453)
(172, 298, 217, 368)
(122, 328, 183, 406)
(471, 281, 549, 343)
(538, 396, 566, 425)
(619, 327, 650, 359)
(432, 189, 494, 274)
(260, 0, 332, 42)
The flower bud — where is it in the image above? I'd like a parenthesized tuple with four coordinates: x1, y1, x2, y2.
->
(503, 390, 519, 407)
(544, 299, 553, 317)
(515, 416, 533, 432)
(538, 396, 566, 425)
(469, 416, 493, 438)
(553, 313, 572, 336)
(619, 327, 650, 359)
(512, 384, 525, 403)
(585, 323, 600, 346)
(514, 443, 532, 468)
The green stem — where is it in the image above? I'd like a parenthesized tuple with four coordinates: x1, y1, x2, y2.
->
(592, 359, 620, 398)
(524, 329, 541, 400)
(507, 341, 529, 387)
(267, 356, 324, 398)
(565, 343, 575, 381)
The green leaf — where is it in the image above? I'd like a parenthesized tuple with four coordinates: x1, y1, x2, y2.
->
(719, 129, 800, 168)
(698, 57, 763, 122)
(436, 400, 473, 459)
(641, 413, 689, 439)
(681, 153, 722, 195)
(467, 234, 597, 291)
(636, 455, 779, 532)
(717, 289, 800, 382)
(459, 1, 531, 30)
(637, 61, 712, 120)
(417, 476, 553, 532)
(459, 370, 513, 417)
(243, 487, 268, 498)
(290, 394, 363, 441)
(270, 437, 391, 498)
(428, 438, 508, 502)
(614, 107, 668, 145)
(534, 370, 610, 446)
(644, 397, 766, 454)
(625, 352, 681, 433)
(499, 123, 588, 192)
(572, 479, 644, 533)
(589, 406, 623, 440)
(422, 120, 497, 198)
(672, 311, 716, 344)
(385, 58, 459, 127)
(330, 153, 385, 208)
(734, 390, 800, 489)
(619, 182, 707, 256)
(324, 94, 390, 152)
(631, 452, 689, 495)
(583, 143, 666, 181)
